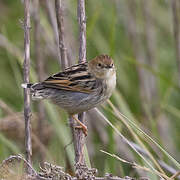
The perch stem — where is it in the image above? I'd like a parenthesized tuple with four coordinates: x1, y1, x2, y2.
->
(23, 0, 32, 173)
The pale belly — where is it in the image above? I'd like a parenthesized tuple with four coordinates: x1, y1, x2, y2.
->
(51, 89, 109, 114)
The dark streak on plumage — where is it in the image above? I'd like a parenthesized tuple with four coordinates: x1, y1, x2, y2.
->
(32, 62, 97, 94)
(70, 74, 92, 81)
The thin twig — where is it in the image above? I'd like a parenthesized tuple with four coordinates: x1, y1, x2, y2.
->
(106, 100, 168, 176)
(93, 108, 168, 180)
(87, 108, 180, 179)
(55, 0, 68, 70)
(100, 150, 169, 179)
(78, 0, 86, 63)
(73, 0, 87, 166)
(23, 0, 32, 173)
(128, 142, 180, 179)
(170, 171, 180, 180)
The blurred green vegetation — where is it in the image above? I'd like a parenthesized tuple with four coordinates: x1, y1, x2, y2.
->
(0, 0, 180, 179)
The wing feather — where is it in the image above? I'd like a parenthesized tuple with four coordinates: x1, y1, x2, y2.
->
(42, 63, 97, 94)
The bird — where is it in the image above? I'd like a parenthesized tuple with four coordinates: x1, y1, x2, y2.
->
(22, 54, 116, 136)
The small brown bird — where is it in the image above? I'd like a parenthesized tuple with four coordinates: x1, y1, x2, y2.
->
(22, 55, 116, 135)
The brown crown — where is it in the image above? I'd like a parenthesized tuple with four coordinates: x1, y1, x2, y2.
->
(94, 54, 113, 65)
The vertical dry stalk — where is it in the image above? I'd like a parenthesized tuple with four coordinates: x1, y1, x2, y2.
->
(72, 0, 87, 166)
(55, 0, 68, 70)
(78, 0, 86, 63)
(23, 0, 32, 172)
(171, 0, 180, 86)
(32, 0, 46, 163)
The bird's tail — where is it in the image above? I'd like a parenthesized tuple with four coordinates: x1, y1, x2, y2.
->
(21, 83, 46, 100)
(21, 83, 33, 89)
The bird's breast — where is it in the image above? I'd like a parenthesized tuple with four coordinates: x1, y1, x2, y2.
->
(105, 72, 116, 97)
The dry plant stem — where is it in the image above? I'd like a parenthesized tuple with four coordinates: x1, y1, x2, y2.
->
(74, 112, 86, 164)
(55, 0, 68, 70)
(87, 108, 180, 179)
(107, 101, 166, 175)
(33, 0, 46, 164)
(23, 0, 32, 172)
(171, 0, 180, 86)
(95, 107, 167, 179)
(73, 0, 87, 165)
(78, 0, 86, 63)
(170, 171, 180, 180)
(129, 142, 180, 179)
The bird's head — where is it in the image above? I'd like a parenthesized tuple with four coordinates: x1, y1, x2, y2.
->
(88, 55, 116, 79)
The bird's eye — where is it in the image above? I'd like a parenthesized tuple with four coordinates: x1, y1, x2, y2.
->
(97, 63, 102, 67)
(111, 63, 114, 67)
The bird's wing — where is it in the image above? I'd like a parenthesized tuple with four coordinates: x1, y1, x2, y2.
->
(42, 63, 97, 94)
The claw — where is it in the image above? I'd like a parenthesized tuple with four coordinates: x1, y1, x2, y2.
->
(75, 125, 88, 136)
(72, 115, 88, 136)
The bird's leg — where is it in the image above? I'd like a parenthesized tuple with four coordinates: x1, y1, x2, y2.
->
(72, 115, 87, 136)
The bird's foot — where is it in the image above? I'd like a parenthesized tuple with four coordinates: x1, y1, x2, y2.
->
(72, 115, 88, 136)
(75, 125, 88, 136)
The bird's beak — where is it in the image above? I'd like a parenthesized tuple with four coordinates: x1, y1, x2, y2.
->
(106, 65, 113, 69)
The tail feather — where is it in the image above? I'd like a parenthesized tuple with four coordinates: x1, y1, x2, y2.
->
(21, 83, 33, 89)
(21, 82, 46, 100)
